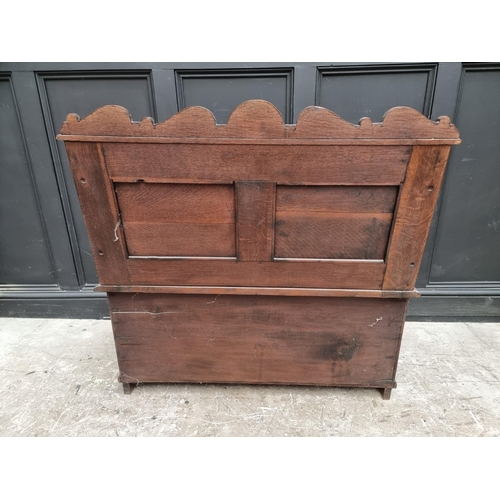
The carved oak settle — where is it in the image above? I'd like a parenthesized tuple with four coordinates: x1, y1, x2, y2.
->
(57, 100, 460, 399)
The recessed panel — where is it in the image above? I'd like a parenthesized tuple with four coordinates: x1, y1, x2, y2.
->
(177, 70, 293, 123)
(318, 65, 435, 122)
(275, 186, 398, 260)
(115, 183, 236, 257)
(430, 67, 500, 283)
(0, 78, 55, 285)
(42, 73, 154, 284)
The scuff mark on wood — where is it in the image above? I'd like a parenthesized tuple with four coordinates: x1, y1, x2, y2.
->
(206, 294, 221, 305)
(369, 317, 383, 327)
(113, 216, 121, 242)
(319, 337, 361, 362)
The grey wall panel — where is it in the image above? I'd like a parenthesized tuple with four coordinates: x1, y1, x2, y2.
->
(416, 63, 464, 289)
(176, 69, 293, 123)
(38, 72, 156, 286)
(429, 66, 500, 285)
(317, 64, 437, 122)
(0, 62, 497, 319)
(0, 77, 55, 285)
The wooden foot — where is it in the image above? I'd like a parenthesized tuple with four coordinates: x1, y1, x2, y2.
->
(122, 382, 136, 395)
(381, 388, 392, 400)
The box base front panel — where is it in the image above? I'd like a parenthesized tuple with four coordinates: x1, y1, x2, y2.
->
(108, 293, 407, 390)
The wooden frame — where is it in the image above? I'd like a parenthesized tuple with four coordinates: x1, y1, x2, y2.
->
(57, 100, 460, 399)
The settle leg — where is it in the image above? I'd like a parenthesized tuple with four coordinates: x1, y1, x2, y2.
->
(122, 382, 136, 395)
(381, 388, 392, 400)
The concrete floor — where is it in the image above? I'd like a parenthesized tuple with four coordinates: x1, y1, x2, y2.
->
(0, 317, 499, 437)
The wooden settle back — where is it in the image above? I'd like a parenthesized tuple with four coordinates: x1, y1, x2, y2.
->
(57, 100, 460, 296)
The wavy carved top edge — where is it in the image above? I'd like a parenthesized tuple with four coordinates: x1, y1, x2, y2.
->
(57, 99, 460, 142)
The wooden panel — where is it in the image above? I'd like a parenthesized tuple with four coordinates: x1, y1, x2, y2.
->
(104, 143, 409, 185)
(109, 294, 407, 387)
(120, 223, 235, 257)
(64, 142, 130, 283)
(275, 213, 393, 259)
(115, 183, 236, 257)
(276, 186, 398, 213)
(97, 284, 420, 298)
(115, 183, 235, 223)
(59, 101, 460, 141)
(126, 259, 385, 289)
(275, 186, 397, 259)
(384, 146, 451, 290)
(236, 182, 275, 261)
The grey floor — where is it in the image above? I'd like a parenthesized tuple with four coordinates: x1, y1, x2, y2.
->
(0, 317, 499, 437)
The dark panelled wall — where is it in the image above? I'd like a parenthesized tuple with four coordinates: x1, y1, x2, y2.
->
(1, 62, 499, 320)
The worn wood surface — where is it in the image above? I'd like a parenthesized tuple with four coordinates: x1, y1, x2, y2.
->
(115, 182, 235, 223)
(110, 293, 406, 388)
(122, 224, 236, 258)
(104, 143, 409, 185)
(236, 182, 275, 261)
(275, 213, 393, 260)
(274, 186, 397, 259)
(96, 285, 420, 298)
(383, 146, 451, 290)
(276, 186, 398, 213)
(116, 183, 235, 257)
(126, 259, 385, 289)
(64, 142, 130, 284)
(58, 100, 460, 397)
(58, 100, 460, 142)
(58, 136, 463, 145)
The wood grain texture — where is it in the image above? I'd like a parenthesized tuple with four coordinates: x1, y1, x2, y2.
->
(275, 185, 397, 259)
(120, 223, 236, 257)
(275, 213, 393, 260)
(58, 100, 460, 142)
(64, 142, 130, 283)
(276, 186, 398, 214)
(384, 146, 451, 290)
(115, 183, 235, 223)
(109, 293, 407, 388)
(57, 100, 460, 398)
(115, 183, 236, 257)
(96, 285, 420, 298)
(58, 136, 463, 146)
(125, 259, 386, 289)
(236, 182, 275, 261)
(292, 105, 460, 140)
(104, 143, 409, 185)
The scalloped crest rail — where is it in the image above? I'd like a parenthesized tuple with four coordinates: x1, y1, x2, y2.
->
(57, 100, 461, 399)
(58, 99, 461, 142)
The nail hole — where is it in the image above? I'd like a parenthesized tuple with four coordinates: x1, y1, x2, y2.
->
(81, 178, 86, 184)
(410, 262, 415, 268)
(98, 251, 104, 256)
(428, 186, 434, 192)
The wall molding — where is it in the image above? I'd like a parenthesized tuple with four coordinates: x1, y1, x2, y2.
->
(422, 62, 500, 293)
(316, 63, 438, 118)
(2, 294, 498, 321)
(35, 70, 156, 288)
(175, 68, 294, 123)
(0, 73, 59, 288)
